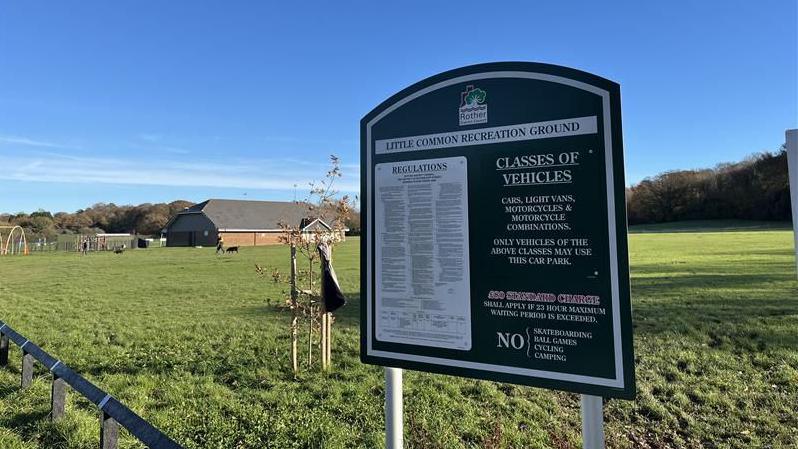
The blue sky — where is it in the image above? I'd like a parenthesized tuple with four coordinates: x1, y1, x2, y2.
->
(1, 1, 796, 213)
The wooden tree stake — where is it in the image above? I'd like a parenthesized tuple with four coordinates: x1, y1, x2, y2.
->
(320, 311, 328, 370)
(290, 244, 299, 376)
(307, 302, 313, 368)
(326, 312, 332, 369)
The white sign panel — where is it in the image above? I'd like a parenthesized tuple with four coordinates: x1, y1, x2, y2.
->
(374, 156, 472, 350)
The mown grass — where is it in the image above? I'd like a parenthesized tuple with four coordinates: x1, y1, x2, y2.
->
(629, 219, 792, 233)
(0, 228, 796, 448)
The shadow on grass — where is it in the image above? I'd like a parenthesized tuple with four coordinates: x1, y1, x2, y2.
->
(0, 392, 71, 448)
(628, 220, 792, 233)
(1, 408, 71, 449)
(331, 291, 362, 327)
(707, 249, 797, 257)
(631, 262, 797, 287)
(232, 291, 363, 329)
(631, 269, 798, 351)
(0, 379, 21, 400)
(236, 279, 798, 350)
(3, 409, 49, 430)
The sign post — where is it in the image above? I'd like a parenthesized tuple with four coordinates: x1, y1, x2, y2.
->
(787, 129, 798, 278)
(361, 62, 635, 446)
(385, 367, 403, 449)
(581, 395, 605, 448)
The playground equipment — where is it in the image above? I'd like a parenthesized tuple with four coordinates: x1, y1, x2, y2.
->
(0, 226, 28, 255)
(57, 233, 134, 252)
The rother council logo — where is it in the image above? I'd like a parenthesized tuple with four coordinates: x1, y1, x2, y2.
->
(459, 85, 487, 126)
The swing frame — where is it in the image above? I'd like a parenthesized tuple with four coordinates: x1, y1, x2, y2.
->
(0, 225, 29, 255)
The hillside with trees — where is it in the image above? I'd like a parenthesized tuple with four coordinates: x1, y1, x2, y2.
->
(626, 147, 791, 224)
(0, 201, 193, 240)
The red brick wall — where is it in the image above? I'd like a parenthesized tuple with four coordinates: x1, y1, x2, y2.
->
(254, 232, 282, 245)
(218, 232, 283, 247)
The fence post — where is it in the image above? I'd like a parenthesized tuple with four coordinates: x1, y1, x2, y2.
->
(100, 411, 119, 449)
(21, 350, 33, 389)
(51, 375, 66, 421)
(0, 334, 8, 366)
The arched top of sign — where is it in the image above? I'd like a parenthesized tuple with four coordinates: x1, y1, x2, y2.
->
(362, 62, 619, 128)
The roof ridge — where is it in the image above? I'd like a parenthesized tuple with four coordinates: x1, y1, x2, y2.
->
(204, 198, 308, 204)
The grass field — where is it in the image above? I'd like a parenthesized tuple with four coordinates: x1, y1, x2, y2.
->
(0, 227, 796, 448)
(629, 219, 793, 233)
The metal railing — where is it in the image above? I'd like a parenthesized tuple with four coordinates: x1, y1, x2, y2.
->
(0, 320, 183, 449)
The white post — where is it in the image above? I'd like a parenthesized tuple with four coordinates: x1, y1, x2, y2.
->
(786, 129, 798, 279)
(385, 367, 403, 449)
(580, 395, 605, 449)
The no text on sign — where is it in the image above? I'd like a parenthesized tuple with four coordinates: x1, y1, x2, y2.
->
(360, 62, 635, 399)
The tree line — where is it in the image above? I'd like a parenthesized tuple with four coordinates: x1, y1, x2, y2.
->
(626, 147, 791, 224)
(1, 147, 791, 240)
(1, 200, 362, 242)
(0, 201, 194, 241)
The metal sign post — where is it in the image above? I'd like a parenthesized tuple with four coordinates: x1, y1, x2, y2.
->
(786, 129, 798, 279)
(580, 395, 605, 449)
(385, 367, 403, 449)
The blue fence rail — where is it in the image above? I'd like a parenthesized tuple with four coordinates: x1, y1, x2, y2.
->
(0, 320, 183, 449)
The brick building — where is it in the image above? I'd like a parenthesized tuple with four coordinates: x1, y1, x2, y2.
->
(164, 199, 342, 247)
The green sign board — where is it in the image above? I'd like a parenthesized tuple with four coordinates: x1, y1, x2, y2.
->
(360, 62, 635, 399)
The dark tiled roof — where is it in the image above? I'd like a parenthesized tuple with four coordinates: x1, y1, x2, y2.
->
(187, 199, 313, 230)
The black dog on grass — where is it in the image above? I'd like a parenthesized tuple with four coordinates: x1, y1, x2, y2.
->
(225, 246, 239, 254)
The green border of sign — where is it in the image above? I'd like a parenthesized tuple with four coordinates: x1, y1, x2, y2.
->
(360, 62, 635, 399)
